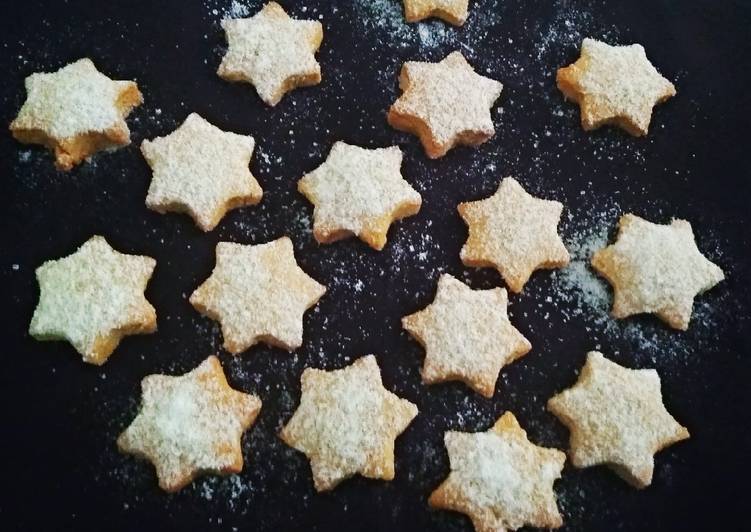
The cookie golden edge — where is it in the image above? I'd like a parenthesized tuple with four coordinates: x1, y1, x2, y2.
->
(402, 0, 469, 26)
(298, 179, 421, 251)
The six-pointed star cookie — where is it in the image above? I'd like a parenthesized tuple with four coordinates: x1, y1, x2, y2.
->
(430, 411, 565, 532)
(592, 213, 724, 330)
(29, 236, 156, 365)
(402, 274, 531, 397)
(557, 38, 676, 136)
(280, 355, 418, 491)
(388, 51, 503, 158)
(458, 177, 570, 292)
(141, 113, 263, 231)
(298, 142, 422, 250)
(190, 237, 326, 353)
(402, 0, 470, 26)
(547, 351, 690, 488)
(218, 1, 323, 106)
(118, 355, 262, 492)
(10, 58, 143, 170)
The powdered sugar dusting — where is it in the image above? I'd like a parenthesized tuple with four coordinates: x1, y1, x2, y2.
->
(117, 356, 261, 491)
(10, 1, 737, 528)
(281, 356, 418, 490)
(298, 142, 421, 248)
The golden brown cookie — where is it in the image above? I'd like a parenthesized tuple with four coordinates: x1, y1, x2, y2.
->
(298, 141, 421, 250)
(557, 38, 676, 136)
(10, 58, 142, 170)
(430, 411, 566, 532)
(141, 113, 263, 231)
(29, 236, 156, 365)
(402, 0, 470, 26)
(218, 2, 323, 106)
(548, 351, 690, 488)
(458, 177, 569, 292)
(280, 355, 418, 491)
(402, 274, 530, 397)
(190, 237, 326, 354)
(118, 355, 262, 492)
(388, 51, 503, 158)
(591, 213, 724, 330)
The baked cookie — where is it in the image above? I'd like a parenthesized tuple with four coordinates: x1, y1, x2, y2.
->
(10, 58, 142, 170)
(190, 237, 326, 353)
(298, 142, 422, 250)
(29, 236, 156, 365)
(548, 351, 690, 488)
(591, 214, 724, 330)
(218, 2, 323, 106)
(458, 177, 569, 292)
(388, 51, 503, 158)
(141, 113, 263, 231)
(118, 355, 262, 492)
(280, 355, 418, 491)
(557, 38, 676, 136)
(402, 274, 530, 397)
(402, 0, 470, 26)
(430, 411, 565, 532)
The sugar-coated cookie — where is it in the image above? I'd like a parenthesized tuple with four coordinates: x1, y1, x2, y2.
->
(10, 58, 142, 170)
(141, 113, 262, 231)
(388, 51, 503, 158)
(280, 355, 418, 491)
(29, 236, 156, 365)
(557, 38, 676, 136)
(218, 2, 323, 106)
(430, 411, 565, 532)
(458, 177, 569, 292)
(118, 355, 262, 492)
(402, 274, 530, 397)
(298, 142, 421, 250)
(592, 214, 724, 330)
(548, 352, 689, 488)
(190, 237, 326, 353)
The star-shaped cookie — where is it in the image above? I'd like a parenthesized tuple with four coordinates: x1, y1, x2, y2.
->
(458, 177, 570, 293)
(547, 351, 689, 488)
(429, 411, 565, 532)
(10, 58, 143, 170)
(29, 236, 156, 365)
(190, 237, 326, 354)
(117, 355, 262, 492)
(402, 0, 470, 26)
(388, 51, 503, 158)
(591, 214, 724, 330)
(218, 2, 323, 106)
(402, 274, 530, 397)
(557, 38, 676, 136)
(298, 142, 422, 250)
(280, 355, 418, 491)
(141, 113, 262, 231)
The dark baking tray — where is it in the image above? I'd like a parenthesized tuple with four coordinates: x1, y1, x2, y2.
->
(2, 0, 750, 530)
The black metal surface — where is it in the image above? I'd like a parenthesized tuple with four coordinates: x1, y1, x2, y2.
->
(1, 1, 750, 530)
